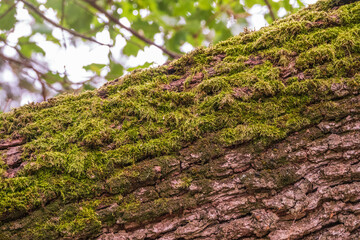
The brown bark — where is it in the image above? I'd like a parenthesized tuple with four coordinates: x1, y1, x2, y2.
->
(95, 96, 360, 239)
(3, 97, 359, 239)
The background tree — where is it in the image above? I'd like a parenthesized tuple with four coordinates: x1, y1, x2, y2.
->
(0, 0, 305, 112)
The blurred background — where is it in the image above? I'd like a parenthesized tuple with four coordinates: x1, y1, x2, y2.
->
(0, 0, 317, 112)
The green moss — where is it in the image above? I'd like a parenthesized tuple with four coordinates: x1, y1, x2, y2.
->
(198, 76, 231, 95)
(105, 155, 178, 195)
(180, 176, 193, 189)
(1, 0, 360, 237)
(51, 202, 101, 238)
(115, 195, 198, 224)
(220, 123, 287, 147)
(296, 44, 337, 70)
(0, 153, 5, 177)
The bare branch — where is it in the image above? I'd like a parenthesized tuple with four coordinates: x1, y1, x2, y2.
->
(20, 0, 113, 47)
(83, 0, 181, 59)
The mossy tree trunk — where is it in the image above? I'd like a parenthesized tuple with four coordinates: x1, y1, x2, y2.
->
(1, 0, 360, 239)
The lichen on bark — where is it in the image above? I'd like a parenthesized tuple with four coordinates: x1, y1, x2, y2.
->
(0, 0, 360, 239)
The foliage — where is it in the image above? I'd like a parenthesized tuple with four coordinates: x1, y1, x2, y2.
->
(0, 0, 304, 111)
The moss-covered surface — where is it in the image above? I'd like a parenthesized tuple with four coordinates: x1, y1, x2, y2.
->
(0, 0, 360, 238)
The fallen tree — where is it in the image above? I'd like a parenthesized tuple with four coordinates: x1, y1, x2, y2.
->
(1, 0, 360, 239)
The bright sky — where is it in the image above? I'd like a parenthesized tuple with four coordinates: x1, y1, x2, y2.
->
(0, 0, 318, 111)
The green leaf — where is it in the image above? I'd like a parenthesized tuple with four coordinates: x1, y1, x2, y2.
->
(26, 0, 44, 23)
(18, 37, 46, 58)
(0, 1, 16, 31)
(244, 0, 264, 8)
(45, 0, 63, 12)
(184, 19, 202, 34)
(44, 72, 63, 84)
(283, 0, 291, 11)
(118, 1, 136, 21)
(264, 13, 273, 23)
(123, 36, 146, 56)
(269, 1, 281, 14)
(83, 63, 106, 75)
(127, 62, 153, 72)
(173, 0, 194, 17)
(123, 42, 139, 56)
(297, 0, 305, 8)
(29, 11, 44, 23)
(132, 19, 159, 40)
(198, 0, 212, 10)
(212, 22, 232, 43)
(106, 62, 124, 80)
(83, 83, 95, 91)
(46, 34, 61, 46)
(64, 1, 93, 33)
(18, 78, 37, 92)
(166, 30, 187, 53)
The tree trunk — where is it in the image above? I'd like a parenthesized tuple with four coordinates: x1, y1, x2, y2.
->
(1, 0, 360, 239)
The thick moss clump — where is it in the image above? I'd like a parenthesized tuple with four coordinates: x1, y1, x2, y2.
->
(1, 0, 360, 238)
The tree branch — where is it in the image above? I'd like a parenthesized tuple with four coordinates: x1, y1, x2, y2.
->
(0, 52, 31, 68)
(35, 71, 47, 101)
(20, 0, 113, 47)
(0, 52, 60, 95)
(83, 0, 181, 59)
(0, 36, 48, 72)
(1, 98, 12, 113)
(264, 0, 276, 21)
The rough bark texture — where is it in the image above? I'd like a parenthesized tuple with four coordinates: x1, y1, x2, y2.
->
(1, 0, 360, 239)
(99, 110, 360, 240)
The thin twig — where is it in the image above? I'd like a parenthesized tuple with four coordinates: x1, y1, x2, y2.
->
(20, 0, 113, 47)
(0, 52, 29, 67)
(264, 0, 276, 21)
(0, 52, 60, 93)
(2, 99, 12, 113)
(61, 0, 65, 25)
(36, 71, 47, 101)
(60, 0, 68, 49)
(83, 0, 181, 59)
(0, 36, 48, 72)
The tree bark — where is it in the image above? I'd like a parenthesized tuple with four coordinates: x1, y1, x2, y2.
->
(1, 0, 360, 239)
(99, 109, 360, 239)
